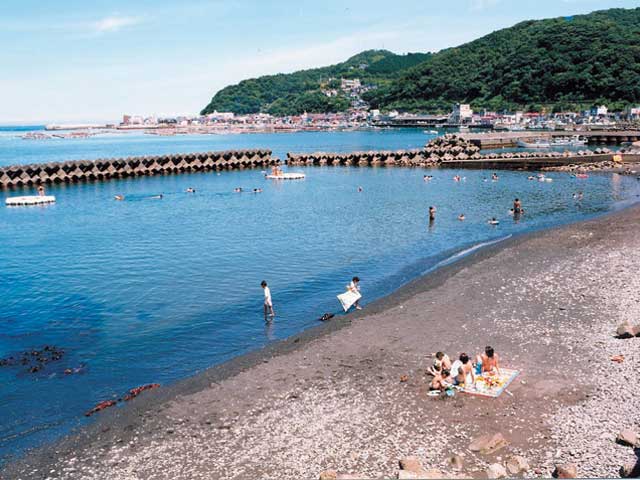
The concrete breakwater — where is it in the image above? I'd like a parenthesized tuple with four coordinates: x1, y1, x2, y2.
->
(0, 149, 275, 189)
(285, 134, 631, 170)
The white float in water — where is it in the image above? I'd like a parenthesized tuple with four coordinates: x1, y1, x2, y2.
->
(265, 172, 305, 180)
(5, 195, 56, 206)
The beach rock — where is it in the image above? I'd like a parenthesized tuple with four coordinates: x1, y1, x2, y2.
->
(486, 463, 507, 479)
(469, 432, 508, 454)
(319, 470, 337, 480)
(506, 455, 529, 475)
(397, 471, 418, 479)
(399, 457, 423, 474)
(553, 463, 577, 478)
(633, 324, 640, 337)
(336, 474, 366, 480)
(448, 453, 464, 470)
(616, 322, 635, 338)
(616, 429, 639, 447)
(620, 461, 640, 478)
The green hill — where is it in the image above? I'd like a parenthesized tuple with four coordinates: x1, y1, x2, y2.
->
(367, 8, 640, 112)
(200, 50, 430, 115)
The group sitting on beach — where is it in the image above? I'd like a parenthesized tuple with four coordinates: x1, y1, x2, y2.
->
(428, 346, 501, 392)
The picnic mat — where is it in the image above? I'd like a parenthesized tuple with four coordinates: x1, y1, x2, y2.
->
(460, 368, 519, 398)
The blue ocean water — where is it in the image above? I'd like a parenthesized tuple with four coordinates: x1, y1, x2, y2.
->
(0, 127, 638, 463)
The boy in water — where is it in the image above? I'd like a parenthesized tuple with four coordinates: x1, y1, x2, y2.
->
(261, 280, 275, 320)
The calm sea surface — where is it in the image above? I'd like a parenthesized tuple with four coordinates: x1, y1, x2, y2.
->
(0, 127, 638, 463)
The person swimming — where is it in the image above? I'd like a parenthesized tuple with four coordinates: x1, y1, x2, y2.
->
(488, 217, 499, 225)
(114, 195, 124, 201)
(453, 175, 461, 182)
(357, 186, 363, 192)
(234, 187, 243, 193)
(491, 173, 499, 181)
(513, 198, 522, 214)
(458, 214, 465, 221)
(423, 175, 433, 182)
(150, 194, 163, 199)
(186, 187, 196, 193)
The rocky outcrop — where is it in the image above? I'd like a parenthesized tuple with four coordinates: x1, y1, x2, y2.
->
(553, 463, 578, 478)
(0, 149, 275, 189)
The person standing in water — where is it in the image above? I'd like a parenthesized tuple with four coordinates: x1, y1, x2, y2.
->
(261, 280, 275, 320)
(429, 206, 436, 221)
(348, 276, 362, 310)
(513, 198, 523, 214)
(37, 185, 45, 196)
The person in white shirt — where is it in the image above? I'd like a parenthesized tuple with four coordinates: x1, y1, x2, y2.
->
(261, 280, 275, 320)
(348, 276, 362, 310)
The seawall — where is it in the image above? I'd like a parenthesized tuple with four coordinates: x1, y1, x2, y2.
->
(286, 149, 637, 170)
(0, 149, 276, 189)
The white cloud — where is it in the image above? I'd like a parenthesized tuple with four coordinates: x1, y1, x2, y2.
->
(92, 15, 140, 33)
(470, 0, 500, 11)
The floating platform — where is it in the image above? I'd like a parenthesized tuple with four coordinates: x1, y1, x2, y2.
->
(6, 195, 56, 206)
(265, 172, 305, 180)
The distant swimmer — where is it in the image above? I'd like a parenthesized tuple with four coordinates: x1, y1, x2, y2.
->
(453, 175, 461, 182)
(186, 187, 196, 193)
(234, 187, 243, 193)
(357, 186, 363, 192)
(253, 188, 263, 193)
(423, 175, 433, 182)
(458, 214, 465, 221)
(37, 185, 45, 196)
(429, 206, 436, 222)
(488, 217, 499, 225)
(150, 194, 163, 199)
(491, 173, 499, 181)
(528, 176, 536, 180)
(114, 195, 124, 201)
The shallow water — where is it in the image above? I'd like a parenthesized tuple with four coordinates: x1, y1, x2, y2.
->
(0, 128, 639, 463)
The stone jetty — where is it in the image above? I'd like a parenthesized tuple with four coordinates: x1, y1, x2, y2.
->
(286, 135, 640, 170)
(0, 149, 275, 189)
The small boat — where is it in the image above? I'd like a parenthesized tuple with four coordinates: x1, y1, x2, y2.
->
(6, 195, 56, 206)
(424, 130, 439, 135)
(265, 172, 305, 180)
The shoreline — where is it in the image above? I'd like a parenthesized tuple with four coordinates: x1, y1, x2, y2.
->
(4, 204, 640, 478)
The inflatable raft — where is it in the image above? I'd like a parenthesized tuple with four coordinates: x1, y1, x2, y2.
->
(5, 195, 56, 206)
(265, 172, 305, 180)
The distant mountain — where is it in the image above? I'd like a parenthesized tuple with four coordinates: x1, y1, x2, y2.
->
(366, 8, 640, 112)
(200, 50, 431, 116)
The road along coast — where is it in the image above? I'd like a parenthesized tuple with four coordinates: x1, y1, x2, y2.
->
(3, 206, 640, 479)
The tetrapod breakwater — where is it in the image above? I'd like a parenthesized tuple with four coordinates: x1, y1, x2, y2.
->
(0, 149, 276, 189)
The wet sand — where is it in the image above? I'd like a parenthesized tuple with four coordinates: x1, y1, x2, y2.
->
(4, 205, 640, 479)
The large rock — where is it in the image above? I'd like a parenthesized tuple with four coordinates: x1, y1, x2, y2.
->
(617, 322, 635, 338)
(399, 457, 423, 474)
(506, 455, 529, 475)
(486, 463, 507, 479)
(319, 471, 337, 480)
(469, 432, 509, 454)
(554, 463, 577, 478)
(617, 429, 639, 447)
(620, 461, 640, 478)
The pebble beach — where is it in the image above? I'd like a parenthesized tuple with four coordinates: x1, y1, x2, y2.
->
(4, 204, 640, 479)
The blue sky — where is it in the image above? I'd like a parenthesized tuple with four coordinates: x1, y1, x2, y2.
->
(1, 0, 638, 123)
